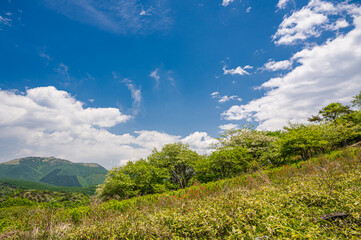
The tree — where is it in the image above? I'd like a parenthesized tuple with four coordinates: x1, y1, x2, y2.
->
(280, 123, 329, 161)
(318, 103, 353, 122)
(148, 143, 200, 189)
(216, 126, 279, 167)
(96, 159, 169, 200)
(207, 147, 249, 179)
(352, 91, 361, 110)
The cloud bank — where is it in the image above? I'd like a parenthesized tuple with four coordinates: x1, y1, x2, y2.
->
(0, 87, 215, 168)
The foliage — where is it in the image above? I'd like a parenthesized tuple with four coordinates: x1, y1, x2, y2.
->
(313, 102, 353, 122)
(216, 126, 280, 167)
(97, 143, 200, 200)
(197, 147, 249, 180)
(351, 91, 361, 110)
(148, 143, 200, 189)
(1, 147, 361, 239)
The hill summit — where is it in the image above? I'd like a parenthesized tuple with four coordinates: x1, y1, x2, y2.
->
(0, 157, 107, 187)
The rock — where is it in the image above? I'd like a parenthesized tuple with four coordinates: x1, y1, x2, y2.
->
(319, 212, 349, 221)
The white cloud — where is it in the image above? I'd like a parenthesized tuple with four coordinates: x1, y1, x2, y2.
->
(43, 0, 171, 34)
(219, 123, 238, 131)
(246, 7, 252, 13)
(150, 68, 160, 88)
(0, 15, 12, 28)
(222, 0, 234, 7)
(211, 91, 219, 97)
(223, 4, 361, 130)
(263, 59, 292, 71)
(211, 92, 242, 103)
(244, 65, 253, 70)
(223, 66, 250, 76)
(219, 95, 242, 103)
(181, 132, 217, 155)
(0, 87, 216, 168)
(273, 0, 353, 45)
(326, 18, 349, 31)
(277, 0, 291, 10)
(122, 79, 142, 115)
(140, 10, 147, 16)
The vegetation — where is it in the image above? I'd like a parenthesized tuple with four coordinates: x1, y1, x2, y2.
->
(0, 157, 107, 188)
(1, 91, 361, 239)
(97, 93, 361, 200)
(0, 147, 361, 239)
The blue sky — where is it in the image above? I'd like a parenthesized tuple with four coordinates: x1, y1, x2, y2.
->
(1, 0, 361, 168)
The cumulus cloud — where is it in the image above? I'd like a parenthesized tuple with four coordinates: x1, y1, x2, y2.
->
(43, 0, 171, 34)
(223, 66, 250, 76)
(219, 123, 238, 131)
(273, 0, 353, 45)
(263, 59, 292, 71)
(223, 4, 361, 130)
(222, 0, 234, 7)
(0, 86, 216, 168)
(181, 132, 217, 155)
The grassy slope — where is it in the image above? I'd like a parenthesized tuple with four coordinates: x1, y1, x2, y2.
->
(1, 147, 361, 239)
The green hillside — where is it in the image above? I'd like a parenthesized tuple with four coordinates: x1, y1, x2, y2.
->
(0, 147, 360, 239)
(0, 157, 107, 188)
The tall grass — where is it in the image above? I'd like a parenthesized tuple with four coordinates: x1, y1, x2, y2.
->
(1, 147, 361, 239)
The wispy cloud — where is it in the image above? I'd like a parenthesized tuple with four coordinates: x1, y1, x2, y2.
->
(43, 0, 172, 34)
(39, 53, 51, 61)
(150, 68, 160, 88)
(56, 62, 71, 85)
(122, 78, 142, 115)
(0, 15, 12, 29)
(211, 92, 242, 103)
(277, 0, 292, 10)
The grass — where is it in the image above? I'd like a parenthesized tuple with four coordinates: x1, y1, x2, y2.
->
(1, 147, 361, 239)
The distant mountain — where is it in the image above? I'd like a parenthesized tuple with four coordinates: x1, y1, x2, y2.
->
(0, 157, 107, 188)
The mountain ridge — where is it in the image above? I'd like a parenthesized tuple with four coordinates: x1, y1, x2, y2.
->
(0, 157, 107, 188)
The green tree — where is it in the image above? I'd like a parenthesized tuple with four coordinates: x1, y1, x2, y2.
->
(207, 147, 249, 179)
(148, 143, 200, 189)
(216, 126, 279, 167)
(279, 123, 329, 161)
(351, 91, 361, 110)
(96, 159, 168, 200)
(319, 103, 353, 121)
